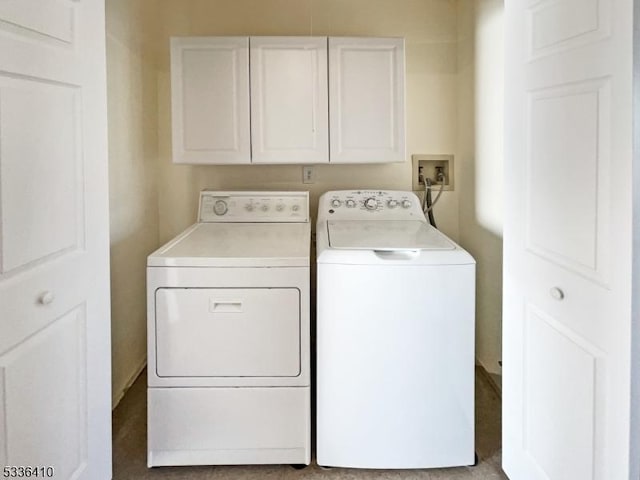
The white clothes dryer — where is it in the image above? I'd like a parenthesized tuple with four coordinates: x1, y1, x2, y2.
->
(316, 190, 475, 469)
(147, 191, 310, 467)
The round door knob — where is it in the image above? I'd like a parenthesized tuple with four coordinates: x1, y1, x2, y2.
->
(550, 287, 565, 301)
(213, 200, 227, 216)
(401, 200, 412, 209)
(38, 291, 54, 305)
(346, 199, 356, 208)
(387, 199, 398, 208)
(331, 199, 342, 208)
(364, 198, 377, 210)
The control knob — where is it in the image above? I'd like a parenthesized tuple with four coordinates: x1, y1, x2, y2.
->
(331, 199, 342, 208)
(261, 204, 269, 212)
(276, 204, 285, 212)
(213, 200, 228, 216)
(401, 200, 412, 209)
(245, 204, 254, 212)
(346, 199, 356, 208)
(291, 204, 300, 212)
(364, 198, 378, 210)
(387, 199, 398, 209)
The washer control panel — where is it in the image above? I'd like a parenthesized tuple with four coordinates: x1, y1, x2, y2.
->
(199, 191, 309, 223)
(319, 190, 423, 220)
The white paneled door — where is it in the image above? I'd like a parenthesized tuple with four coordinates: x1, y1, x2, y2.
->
(0, 1, 111, 479)
(503, 0, 637, 479)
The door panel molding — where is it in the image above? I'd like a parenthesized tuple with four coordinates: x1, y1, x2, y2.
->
(526, 0, 611, 60)
(0, 305, 88, 478)
(0, 0, 76, 46)
(0, 76, 84, 276)
(523, 304, 605, 480)
(525, 77, 611, 286)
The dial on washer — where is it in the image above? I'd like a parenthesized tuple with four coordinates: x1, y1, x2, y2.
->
(364, 198, 378, 210)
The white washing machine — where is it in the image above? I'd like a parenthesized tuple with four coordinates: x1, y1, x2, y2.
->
(147, 191, 310, 467)
(316, 190, 475, 469)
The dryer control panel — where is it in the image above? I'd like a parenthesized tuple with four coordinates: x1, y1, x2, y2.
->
(199, 191, 309, 223)
(319, 190, 424, 221)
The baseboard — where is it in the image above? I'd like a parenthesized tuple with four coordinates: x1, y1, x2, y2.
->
(112, 356, 147, 410)
(477, 364, 502, 398)
(488, 372, 502, 395)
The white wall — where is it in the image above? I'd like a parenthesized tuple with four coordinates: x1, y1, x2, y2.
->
(457, 0, 504, 375)
(155, 0, 460, 243)
(106, 0, 160, 406)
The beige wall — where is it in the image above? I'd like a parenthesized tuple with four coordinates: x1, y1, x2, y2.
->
(155, 0, 460, 242)
(104, 0, 506, 400)
(457, 0, 504, 375)
(106, 0, 160, 406)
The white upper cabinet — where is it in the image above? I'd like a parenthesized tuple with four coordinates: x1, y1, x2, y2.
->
(250, 37, 329, 164)
(329, 37, 405, 163)
(170, 36, 406, 164)
(171, 37, 251, 164)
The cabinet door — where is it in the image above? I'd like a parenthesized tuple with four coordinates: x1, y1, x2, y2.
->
(250, 37, 328, 164)
(329, 37, 405, 163)
(171, 37, 250, 164)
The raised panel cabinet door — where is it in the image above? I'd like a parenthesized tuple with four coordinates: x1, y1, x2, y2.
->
(171, 37, 250, 164)
(503, 0, 639, 479)
(329, 37, 405, 164)
(250, 37, 328, 164)
(0, 0, 112, 478)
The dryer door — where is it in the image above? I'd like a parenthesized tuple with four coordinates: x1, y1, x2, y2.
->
(155, 288, 300, 377)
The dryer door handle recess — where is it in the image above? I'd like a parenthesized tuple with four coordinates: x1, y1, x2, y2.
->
(210, 300, 244, 313)
(373, 249, 420, 261)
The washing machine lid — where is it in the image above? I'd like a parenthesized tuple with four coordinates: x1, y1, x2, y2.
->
(148, 222, 310, 267)
(327, 220, 455, 251)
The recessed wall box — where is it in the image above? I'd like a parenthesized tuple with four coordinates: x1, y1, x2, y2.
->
(412, 154, 454, 191)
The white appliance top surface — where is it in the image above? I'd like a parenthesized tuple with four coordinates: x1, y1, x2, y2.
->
(149, 223, 311, 267)
(327, 220, 455, 251)
(149, 191, 311, 267)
